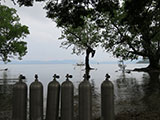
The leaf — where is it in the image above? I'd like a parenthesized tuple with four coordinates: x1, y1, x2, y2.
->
(0, 5, 30, 62)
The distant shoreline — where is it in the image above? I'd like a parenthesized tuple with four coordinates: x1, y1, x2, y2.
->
(0, 60, 138, 65)
(136, 61, 149, 64)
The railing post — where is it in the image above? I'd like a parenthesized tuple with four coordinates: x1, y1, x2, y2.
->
(101, 74, 114, 120)
(46, 74, 60, 120)
(30, 74, 43, 120)
(12, 75, 27, 120)
(61, 74, 74, 120)
(79, 74, 92, 120)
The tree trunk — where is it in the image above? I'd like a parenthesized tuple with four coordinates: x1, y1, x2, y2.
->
(148, 56, 160, 70)
(85, 49, 91, 70)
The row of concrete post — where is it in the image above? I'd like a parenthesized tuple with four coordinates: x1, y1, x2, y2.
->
(12, 73, 114, 120)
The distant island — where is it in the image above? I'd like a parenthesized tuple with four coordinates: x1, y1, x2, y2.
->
(136, 59, 149, 64)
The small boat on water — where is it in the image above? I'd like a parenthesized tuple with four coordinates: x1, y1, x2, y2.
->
(0, 68, 8, 71)
(76, 62, 85, 66)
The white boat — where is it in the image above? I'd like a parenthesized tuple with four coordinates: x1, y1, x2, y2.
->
(76, 62, 85, 66)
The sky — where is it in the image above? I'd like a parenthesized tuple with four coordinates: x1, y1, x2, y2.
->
(1, 1, 118, 62)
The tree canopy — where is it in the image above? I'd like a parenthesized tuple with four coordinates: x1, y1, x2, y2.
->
(59, 17, 102, 69)
(0, 4, 29, 62)
(59, 18, 101, 55)
(103, 0, 160, 70)
(13, 0, 160, 70)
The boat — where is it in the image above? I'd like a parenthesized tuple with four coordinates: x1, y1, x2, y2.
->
(76, 62, 85, 66)
(0, 68, 8, 71)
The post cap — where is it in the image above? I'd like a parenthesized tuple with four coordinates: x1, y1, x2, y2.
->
(105, 73, 110, 80)
(35, 74, 38, 81)
(53, 74, 60, 80)
(19, 74, 25, 82)
(66, 74, 72, 80)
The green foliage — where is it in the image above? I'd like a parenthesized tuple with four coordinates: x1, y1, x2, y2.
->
(14, 0, 160, 68)
(10, 0, 45, 6)
(44, 0, 118, 28)
(99, 0, 160, 62)
(59, 18, 102, 55)
(0, 5, 29, 62)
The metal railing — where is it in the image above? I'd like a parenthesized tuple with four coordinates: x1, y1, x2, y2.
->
(12, 74, 114, 120)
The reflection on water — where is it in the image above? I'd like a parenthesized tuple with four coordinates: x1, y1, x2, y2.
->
(142, 72, 160, 112)
(114, 71, 160, 119)
(114, 72, 145, 113)
(0, 71, 13, 120)
(1, 64, 160, 119)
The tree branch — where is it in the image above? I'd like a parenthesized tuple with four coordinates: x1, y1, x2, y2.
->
(128, 50, 146, 57)
(110, 20, 147, 57)
(62, 26, 89, 47)
(62, 27, 82, 42)
(127, 43, 147, 57)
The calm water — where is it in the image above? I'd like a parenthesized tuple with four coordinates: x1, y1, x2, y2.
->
(1, 63, 160, 119)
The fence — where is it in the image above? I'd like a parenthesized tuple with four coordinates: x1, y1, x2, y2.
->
(12, 74, 114, 120)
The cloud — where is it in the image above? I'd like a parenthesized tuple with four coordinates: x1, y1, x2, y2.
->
(1, 1, 118, 62)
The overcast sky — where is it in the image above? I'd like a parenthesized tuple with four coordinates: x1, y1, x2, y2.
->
(2, 1, 118, 62)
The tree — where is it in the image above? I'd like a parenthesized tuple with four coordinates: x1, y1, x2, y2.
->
(14, 0, 160, 71)
(59, 18, 102, 70)
(0, 4, 29, 62)
(99, 0, 160, 70)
